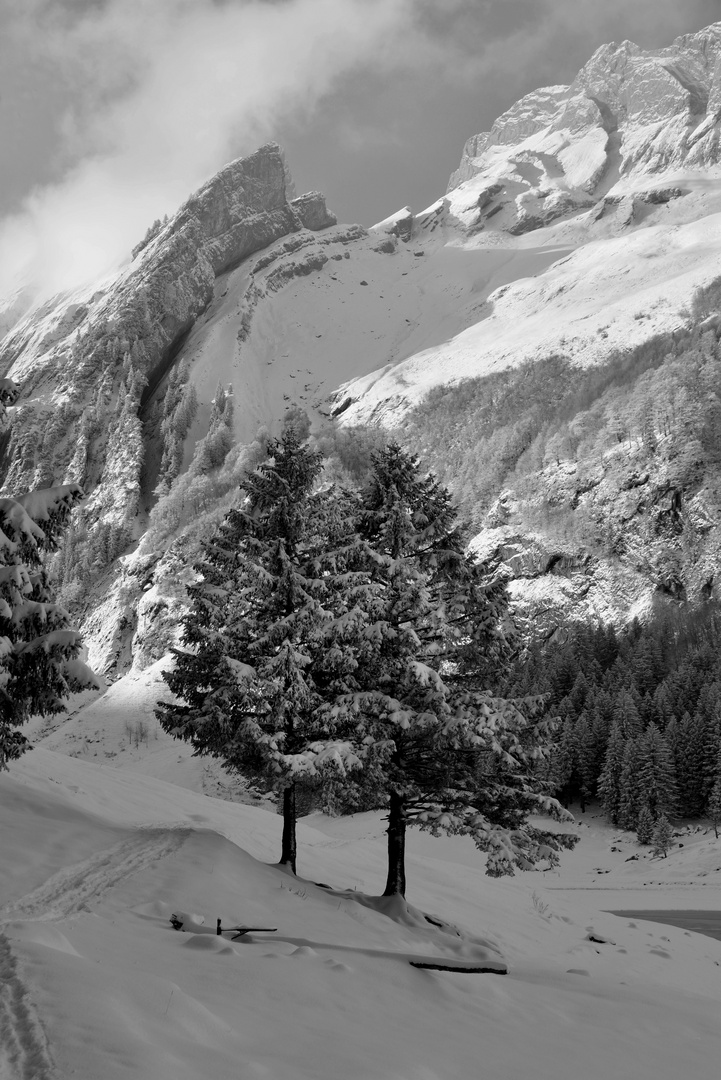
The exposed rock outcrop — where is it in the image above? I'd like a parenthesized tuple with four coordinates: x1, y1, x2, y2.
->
(371, 206, 414, 242)
(291, 191, 338, 231)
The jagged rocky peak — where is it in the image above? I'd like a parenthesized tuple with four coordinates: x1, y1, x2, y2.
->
(448, 85, 573, 190)
(443, 22, 721, 236)
(0, 141, 338, 591)
(137, 142, 336, 276)
(1, 141, 336, 405)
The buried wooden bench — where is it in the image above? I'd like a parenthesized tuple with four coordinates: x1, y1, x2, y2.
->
(168, 914, 277, 939)
(216, 918, 278, 939)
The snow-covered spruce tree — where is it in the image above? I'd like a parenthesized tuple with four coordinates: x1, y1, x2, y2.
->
(636, 802, 655, 845)
(156, 430, 363, 874)
(329, 443, 577, 897)
(595, 721, 626, 820)
(617, 737, 642, 829)
(0, 483, 99, 769)
(707, 748, 721, 838)
(651, 813, 673, 857)
(635, 722, 678, 822)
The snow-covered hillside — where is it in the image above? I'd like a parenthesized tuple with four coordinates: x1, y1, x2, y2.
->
(2, 750, 721, 1079)
(335, 183, 721, 425)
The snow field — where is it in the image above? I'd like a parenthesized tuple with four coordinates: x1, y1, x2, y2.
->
(171, 227, 571, 448)
(338, 186, 721, 426)
(1, 747, 721, 1079)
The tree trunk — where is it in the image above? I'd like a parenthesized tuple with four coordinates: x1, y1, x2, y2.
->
(280, 783, 297, 875)
(383, 790, 406, 897)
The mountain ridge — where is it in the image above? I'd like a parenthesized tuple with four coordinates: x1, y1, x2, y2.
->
(5, 23, 721, 681)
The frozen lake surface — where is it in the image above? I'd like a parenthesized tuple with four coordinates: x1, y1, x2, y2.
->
(608, 911, 721, 941)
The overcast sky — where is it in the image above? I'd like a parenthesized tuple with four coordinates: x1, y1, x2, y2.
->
(1, 0, 721, 297)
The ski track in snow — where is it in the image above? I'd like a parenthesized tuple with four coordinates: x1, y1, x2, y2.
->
(0, 828, 190, 923)
(0, 829, 189, 1080)
(0, 935, 56, 1080)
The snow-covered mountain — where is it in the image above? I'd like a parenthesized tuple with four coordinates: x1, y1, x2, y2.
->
(334, 23, 721, 424)
(5, 23, 721, 678)
(8, 28, 721, 1077)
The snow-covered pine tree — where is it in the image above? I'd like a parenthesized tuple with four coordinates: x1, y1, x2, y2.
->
(636, 802, 655, 844)
(549, 717, 576, 799)
(329, 443, 577, 896)
(573, 710, 597, 809)
(676, 711, 706, 817)
(707, 747, 721, 838)
(156, 430, 363, 874)
(0, 483, 99, 768)
(635, 722, 678, 822)
(617, 737, 642, 829)
(613, 689, 643, 740)
(597, 718, 626, 824)
(651, 813, 674, 857)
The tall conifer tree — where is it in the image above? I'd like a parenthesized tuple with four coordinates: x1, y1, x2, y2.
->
(636, 723, 678, 822)
(598, 719, 626, 824)
(707, 749, 721, 838)
(651, 813, 674, 857)
(332, 443, 576, 896)
(157, 430, 362, 874)
(618, 737, 642, 829)
(0, 483, 98, 768)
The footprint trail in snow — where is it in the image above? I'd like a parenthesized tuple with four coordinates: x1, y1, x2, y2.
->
(0, 829, 189, 1080)
(0, 828, 190, 923)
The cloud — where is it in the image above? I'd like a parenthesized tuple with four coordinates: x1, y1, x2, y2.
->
(1, 0, 719, 301)
(0, 0, 419, 298)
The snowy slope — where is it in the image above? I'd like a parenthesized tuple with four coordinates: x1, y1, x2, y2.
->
(170, 223, 571, 446)
(2, 751, 721, 1080)
(333, 171, 721, 422)
(20, 659, 260, 803)
(334, 189, 721, 424)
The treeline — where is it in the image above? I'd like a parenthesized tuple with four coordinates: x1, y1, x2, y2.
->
(497, 605, 721, 837)
(400, 312, 721, 532)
